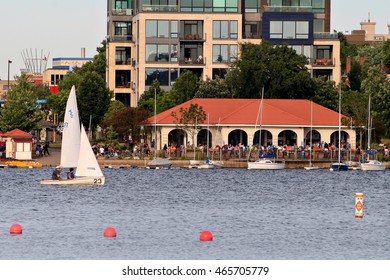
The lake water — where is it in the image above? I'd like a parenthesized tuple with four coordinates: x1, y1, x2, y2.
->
(0, 167, 389, 260)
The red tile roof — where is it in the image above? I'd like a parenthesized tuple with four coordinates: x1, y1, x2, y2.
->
(3, 129, 33, 138)
(146, 98, 348, 127)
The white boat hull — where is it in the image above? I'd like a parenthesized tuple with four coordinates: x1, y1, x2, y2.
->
(40, 176, 105, 185)
(304, 166, 320, 170)
(197, 163, 216, 169)
(360, 160, 385, 171)
(247, 160, 285, 170)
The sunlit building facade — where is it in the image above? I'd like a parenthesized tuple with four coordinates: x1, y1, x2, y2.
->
(106, 0, 340, 107)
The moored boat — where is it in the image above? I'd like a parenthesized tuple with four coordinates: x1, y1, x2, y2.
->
(360, 160, 385, 171)
(248, 159, 285, 170)
(5, 160, 43, 168)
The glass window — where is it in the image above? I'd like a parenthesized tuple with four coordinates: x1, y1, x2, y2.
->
(116, 47, 131, 65)
(220, 21, 228, 39)
(314, 19, 324, 33)
(226, 0, 238, 12)
(230, 45, 237, 62)
(170, 45, 178, 62)
(283, 21, 295, 39)
(213, 21, 221, 39)
(171, 21, 178, 38)
(244, 0, 259, 12)
(115, 22, 131, 36)
(158, 20, 169, 38)
(146, 20, 157, 37)
(296, 21, 309, 38)
(157, 44, 169, 62)
(170, 68, 178, 85)
(230, 21, 238, 39)
(270, 21, 282, 38)
(115, 70, 131, 88)
(212, 68, 228, 79)
(146, 44, 157, 62)
(213, 0, 225, 12)
(212, 45, 228, 63)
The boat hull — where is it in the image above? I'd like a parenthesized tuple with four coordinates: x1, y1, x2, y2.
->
(329, 163, 349, 171)
(40, 176, 105, 185)
(247, 160, 285, 170)
(147, 158, 172, 169)
(360, 160, 385, 171)
(304, 166, 320, 170)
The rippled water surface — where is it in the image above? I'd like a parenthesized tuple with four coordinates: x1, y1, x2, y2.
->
(0, 167, 389, 260)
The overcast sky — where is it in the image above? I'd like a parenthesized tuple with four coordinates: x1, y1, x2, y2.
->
(0, 0, 389, 79)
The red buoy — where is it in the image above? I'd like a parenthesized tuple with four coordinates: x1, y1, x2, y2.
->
(104, 227, 117, 237)
(10, 224, 23, 235)
(200, 230, 213, 241)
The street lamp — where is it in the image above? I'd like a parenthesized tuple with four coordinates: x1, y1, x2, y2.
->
(7, 60, 12, 99)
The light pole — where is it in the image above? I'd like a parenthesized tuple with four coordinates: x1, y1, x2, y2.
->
(7, 60, 12, 99)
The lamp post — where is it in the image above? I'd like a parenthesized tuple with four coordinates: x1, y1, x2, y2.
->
(7, 60, 12, 99)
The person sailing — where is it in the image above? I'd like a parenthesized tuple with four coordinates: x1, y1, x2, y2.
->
(52, 166, 62, 180)
(67, 168, 75, 180)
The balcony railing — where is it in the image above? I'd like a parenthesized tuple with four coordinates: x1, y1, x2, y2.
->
(112, 9, 133, 16)
(264, 6, 312, 12)
(142, 5, 178, 12)
(179, 33, 206, 41)
(311, 58, 335, 67)
(179, 56, 206, 65)
(314, 32, 339, 39)
(108, 35, 133, 42)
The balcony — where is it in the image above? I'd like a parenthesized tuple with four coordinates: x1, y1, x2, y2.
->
(264, 6, 312, 13)
(314, 32, 339, 39)
(179, 33, 206, 41)
(311, 58, 335, 67)
(108, 35, 133, 42)
(179, 56, 206, 65)
(112, 9, 133, 16)
(142, 5, 178, 12)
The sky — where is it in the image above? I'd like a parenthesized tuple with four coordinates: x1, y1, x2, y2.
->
(0, 0, 390, 80)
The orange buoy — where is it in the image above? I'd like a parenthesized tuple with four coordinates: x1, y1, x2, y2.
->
(10, 224, 23, 234)
(355, 193, 363, 219)
(200, 230, 213, 241)
(104, 227, 117, 237)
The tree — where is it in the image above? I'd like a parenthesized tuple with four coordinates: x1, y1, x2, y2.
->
(46, 41, 112, 133)
(361, 65, 390, 137)
(195, 76, 232, 98)
(102, 107, 149, 142)
(171, 104, 206, 147)
(170, 70, 199, 104)
(226, 43, 313, 99)
(0, 74, 43, 132)
(311, 77, 339, 111)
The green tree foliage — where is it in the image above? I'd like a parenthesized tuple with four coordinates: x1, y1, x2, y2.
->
(170, 70, 199, 103)
(383, 39, 390, 69)
(46, 41, 112, 132)
(338, 32, 358, 71)
(0, 74, 43, 132)
(102, 107, 149, 141)
(138, 80, 177, 115)
(171, 104, 206, 147)
(311, 77, 339, 111)
(103, 100, 125, 120)
(226, 43, 314, 98)
(195, 76, 231, 98)
(361, 65, 390, 136)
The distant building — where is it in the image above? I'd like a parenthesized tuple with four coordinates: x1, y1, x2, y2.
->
(345, 17, 390, 45)
(43, 48, 94, 93)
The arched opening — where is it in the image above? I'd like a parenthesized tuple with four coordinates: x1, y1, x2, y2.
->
(197, 129, 212, 148)
(329, 130, 350, 148)
(253, 130, 273, 146)
(168, 129, 186, 147)
(228, 129, 248, 146)
(278, 130, 297, 146)
(305, 130, 321, 146)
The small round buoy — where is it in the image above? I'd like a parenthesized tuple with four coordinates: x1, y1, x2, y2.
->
(104, 227, 117, 237)
(200, 230, 213, 241)
(10, 224, 23, 235)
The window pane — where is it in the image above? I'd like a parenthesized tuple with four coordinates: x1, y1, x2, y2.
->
(158, 20, 169, 38)
(213, 21, 221, 39)
(170, 68, 178, 85)
(230, 21, 238, 39)
(221, 21, 229, 39)
(146, 44, 157, 62)
(146, 20, 157, 37)
(283, 21, 295, 39)
(212, 45, 221, 63)
(221, 45, 228, 62)
(314, 19, 324, 33)
(230, 45, 237, 62)
(270, 21, 282, 33)
(157, 45, 169, 62)
(171, 21, 178, 38)
(157, 68, 169, 86)
(171, 45, 178, 62)
(296, 21, 308, 33)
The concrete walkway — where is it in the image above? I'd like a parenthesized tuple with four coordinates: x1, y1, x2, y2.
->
(33, 148, 61, 167)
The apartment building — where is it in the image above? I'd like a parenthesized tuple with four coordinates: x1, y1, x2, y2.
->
(106, 0, 340, 107)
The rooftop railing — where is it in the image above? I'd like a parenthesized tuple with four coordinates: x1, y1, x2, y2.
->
(112, 9, 133, 16)
(142, 5, 178, 12)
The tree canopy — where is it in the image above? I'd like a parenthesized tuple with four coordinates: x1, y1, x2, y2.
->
(0, 74, 43, 132)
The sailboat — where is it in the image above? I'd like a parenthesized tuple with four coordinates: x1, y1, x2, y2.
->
(40, 86, 105, 185)
(330, 84, 348, 171)
(360, 94, 385, 171)
(147, 87, 171, 169)
(304, 101, 319, 170)
(247, 88, 285, 170)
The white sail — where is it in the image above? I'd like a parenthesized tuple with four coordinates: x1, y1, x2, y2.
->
(75, 125, 104, 177)
(60, 86, 80, 168)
